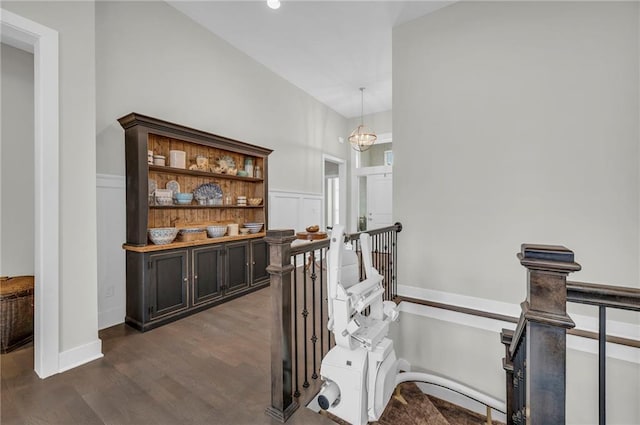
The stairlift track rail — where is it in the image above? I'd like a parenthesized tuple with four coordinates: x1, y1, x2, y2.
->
(395, 371, 506, 414)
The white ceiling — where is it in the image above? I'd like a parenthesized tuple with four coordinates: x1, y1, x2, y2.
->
(168, 1, 450, 119)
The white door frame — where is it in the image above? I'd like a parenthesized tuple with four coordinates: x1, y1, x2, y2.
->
(321, 154, 347, 230)
(1, 9, 60, 378)
(350, 133, 392, 232)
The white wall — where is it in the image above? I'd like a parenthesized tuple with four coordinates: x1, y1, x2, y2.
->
(394, 1, 639, 301)
(95, 1, 349, 196)
(1, 43, 34, 276)
(393, 2, 639, 423)
(3, 1, 99, 355)
(347, 109, 393, 136)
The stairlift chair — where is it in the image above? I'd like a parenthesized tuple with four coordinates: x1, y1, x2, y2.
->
(316, 224, 402, 425)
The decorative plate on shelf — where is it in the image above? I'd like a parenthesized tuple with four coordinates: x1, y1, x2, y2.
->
(166, 180, 180, 195)
(193, 182, 222, 200)
(148, 179, 157, 195)
(217, 155, 236, 172)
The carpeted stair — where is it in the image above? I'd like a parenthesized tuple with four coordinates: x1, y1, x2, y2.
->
(323, 382, 504, 425)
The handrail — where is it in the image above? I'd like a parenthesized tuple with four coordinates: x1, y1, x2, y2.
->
(567, 280, 640, 311)
(345, 222, 403, 239)
(289, 222, 403, 256)
(396, 295, 640, 349)
(290, 238, 329, 256)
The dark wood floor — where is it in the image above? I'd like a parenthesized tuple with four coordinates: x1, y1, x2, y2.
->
(1, 288, 333, 425)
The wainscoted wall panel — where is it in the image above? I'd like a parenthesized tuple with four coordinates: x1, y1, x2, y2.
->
(96, 174, 126, 329)
(269, 190, 323, 232)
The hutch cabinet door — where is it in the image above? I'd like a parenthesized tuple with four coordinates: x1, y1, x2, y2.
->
(225, 241, 250, 295)
(192, 245, 224, 306)
(250, 238, 269, 286)
(148, 250, 188, 320)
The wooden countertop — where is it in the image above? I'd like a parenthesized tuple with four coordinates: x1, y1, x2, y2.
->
(123, 232, 266, 253)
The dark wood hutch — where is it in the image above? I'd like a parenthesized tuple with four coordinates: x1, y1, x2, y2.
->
(119, 113, 272, 331)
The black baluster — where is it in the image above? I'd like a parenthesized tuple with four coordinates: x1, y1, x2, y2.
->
(293, 255, 300, 398)
(311, 250, 318, 380)
(392, 230, 397, 298)
(319, 248, 325, 360)
(302, 255, 309, 389)
(383, 231, 389, 301)
(599, 306, 606, 425)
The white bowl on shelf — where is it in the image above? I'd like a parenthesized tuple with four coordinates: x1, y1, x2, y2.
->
(148, 227, 178, 245)
(206, 225, 227, 238)
(179, 227, 204, 235)
(243, 222, 264, 233)
(155, 196, 173, 206)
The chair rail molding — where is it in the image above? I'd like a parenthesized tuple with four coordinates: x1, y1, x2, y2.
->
(398, 284, 640, 364)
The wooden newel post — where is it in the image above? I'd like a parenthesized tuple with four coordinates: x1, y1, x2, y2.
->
(515, 244, 581, 425)
(265, 229, 298, 422)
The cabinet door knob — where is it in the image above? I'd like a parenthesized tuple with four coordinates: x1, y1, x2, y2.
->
(183, 277, 188, 282)
(194, 275, 198, 280)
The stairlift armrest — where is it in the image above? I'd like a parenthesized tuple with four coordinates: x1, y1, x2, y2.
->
(382, 301, 399, 322)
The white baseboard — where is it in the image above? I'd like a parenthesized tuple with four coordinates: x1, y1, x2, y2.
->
(398, 284, 640, 364)
(58, 339, 103, 373)
(98, 307, 125, 330)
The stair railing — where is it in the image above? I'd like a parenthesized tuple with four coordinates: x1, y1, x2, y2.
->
(565, 280, 640, 425)
(501, 244, 640, 425)
(265, 223, 402, 422)
(501, 244, 581, 425)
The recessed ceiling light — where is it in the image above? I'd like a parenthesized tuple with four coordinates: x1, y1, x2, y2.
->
(267, 0, 280, 10)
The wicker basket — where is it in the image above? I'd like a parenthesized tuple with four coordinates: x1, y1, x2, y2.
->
(0, 276, 34, 353)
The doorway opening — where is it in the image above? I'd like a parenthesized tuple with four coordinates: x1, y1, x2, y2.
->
(1, 9, 60, 378)
(322, 155, 346, 231)
(350, 134, 393, 232)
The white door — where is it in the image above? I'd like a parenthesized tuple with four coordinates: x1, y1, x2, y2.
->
(366, 173, 392, 229)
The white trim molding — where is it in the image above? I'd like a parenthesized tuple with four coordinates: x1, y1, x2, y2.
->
(58, 340, 103, 373)
(398, 284, 640, 364)
(2, 8, 60, 379)
(321, 154, 347, 229)
(96, 173, 125, 189)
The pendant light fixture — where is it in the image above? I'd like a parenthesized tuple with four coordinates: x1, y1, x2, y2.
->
(348, 87, 377, 152)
